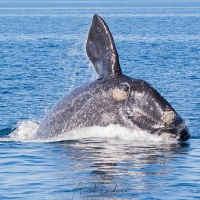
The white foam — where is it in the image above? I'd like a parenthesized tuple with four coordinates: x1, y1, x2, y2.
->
(50, 125, 164, 142)
(1, 120, 177, 144)
(7, 120, 39, 142)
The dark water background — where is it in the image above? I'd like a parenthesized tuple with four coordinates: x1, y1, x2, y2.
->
(0, 0, 200, 199)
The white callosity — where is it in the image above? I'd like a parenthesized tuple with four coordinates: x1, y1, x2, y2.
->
(161, 109, 176, 126)
(112, 88, 128, 101)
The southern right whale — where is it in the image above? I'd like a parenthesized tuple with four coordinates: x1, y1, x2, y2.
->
(35, 14, 190, 141)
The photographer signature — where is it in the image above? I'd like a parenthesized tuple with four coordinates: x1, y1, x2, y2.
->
(72, 180, 128, 199)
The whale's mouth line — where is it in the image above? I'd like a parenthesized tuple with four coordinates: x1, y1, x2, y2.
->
(157, 132, 180, 141)
(151, 127, 181, 141)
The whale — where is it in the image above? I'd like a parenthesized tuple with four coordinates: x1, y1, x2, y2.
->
(35, 14, 190, 141)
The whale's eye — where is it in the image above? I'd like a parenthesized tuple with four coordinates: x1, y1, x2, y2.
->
(119, 82, 129, 92)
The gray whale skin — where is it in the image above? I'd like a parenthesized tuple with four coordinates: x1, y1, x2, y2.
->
(35, 14, 190, 141)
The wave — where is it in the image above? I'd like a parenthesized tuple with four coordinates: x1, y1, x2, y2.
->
(0, 120, 179, 143)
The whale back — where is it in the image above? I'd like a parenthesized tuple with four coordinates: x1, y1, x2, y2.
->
(86, 14, 122, 78)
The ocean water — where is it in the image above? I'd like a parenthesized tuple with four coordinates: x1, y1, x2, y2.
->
(0, 0, 200, 199)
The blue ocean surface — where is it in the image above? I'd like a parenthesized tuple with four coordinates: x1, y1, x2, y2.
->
(0, 0, 200, 199)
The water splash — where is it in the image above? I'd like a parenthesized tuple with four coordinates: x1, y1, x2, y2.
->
(63, 22, 97, 92)
(1, 120, 177, 143)
(7, 121, 39, 142)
